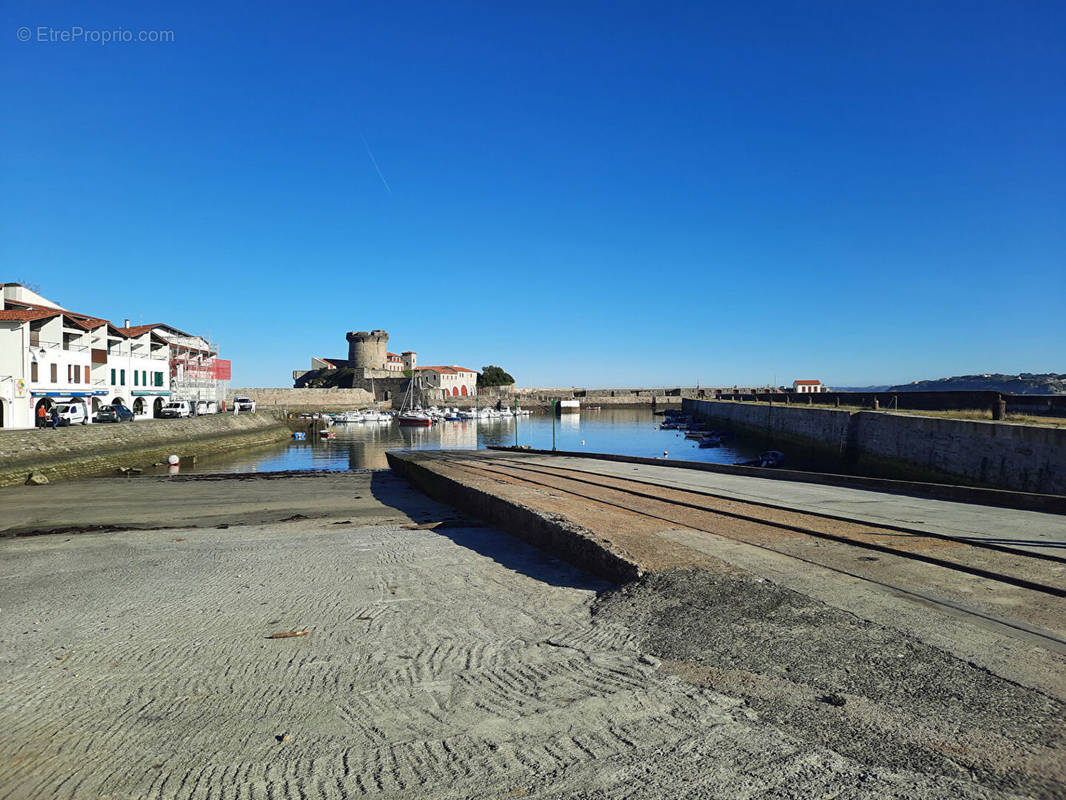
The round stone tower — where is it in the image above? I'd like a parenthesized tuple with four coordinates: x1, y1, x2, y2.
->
(346, 330, 389, 371)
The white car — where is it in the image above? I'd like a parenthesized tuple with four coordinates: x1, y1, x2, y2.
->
(54, 403, 88, 426)
(233, 396, 256, 413)
(159, 401, 192, 419)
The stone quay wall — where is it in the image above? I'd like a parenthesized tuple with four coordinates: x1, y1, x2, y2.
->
(455, 387, 696, 409)
(0, 413, 290, 487)
(235, 386, 694, 410)
(711, 389, 1066, 417)
(230, 388, 376, 409)
(683, 398, 1066, 495)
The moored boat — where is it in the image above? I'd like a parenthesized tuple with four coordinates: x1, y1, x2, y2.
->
(398, 411, 433, 426)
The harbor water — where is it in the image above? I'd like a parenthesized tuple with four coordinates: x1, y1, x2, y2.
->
(178, 408, 767, 474)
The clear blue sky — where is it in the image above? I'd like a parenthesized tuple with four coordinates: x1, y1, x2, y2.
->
(3, 1, 1063, 388)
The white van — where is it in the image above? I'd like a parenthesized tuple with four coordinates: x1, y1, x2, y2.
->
(232, 396, 256, 413)
(54, 403, 88, 426)
(159, 400, 192, 419)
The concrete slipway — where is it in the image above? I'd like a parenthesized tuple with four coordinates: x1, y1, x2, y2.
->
(0, 457, 1064, 799)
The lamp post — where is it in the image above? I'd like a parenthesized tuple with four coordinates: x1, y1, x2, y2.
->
(514, 395, 518, 447)
(551, 399, 557, 451)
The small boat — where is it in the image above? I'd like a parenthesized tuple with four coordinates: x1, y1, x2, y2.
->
(336, 410, 364, 423)
(735, 450, 784, 468)
(698, 436, 722, 448)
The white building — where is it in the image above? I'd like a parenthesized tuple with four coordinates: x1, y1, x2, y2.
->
(416, 366, 478, 398)
(0, 283, 226, 429)
(119, 323, 230, 412)
(792, 379, 827, 394)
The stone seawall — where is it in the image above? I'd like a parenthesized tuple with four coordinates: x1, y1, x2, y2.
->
(683, 399, 1066, 495)
(0, 414, 290, 487)
(233, 386, 689, 410)
(445, 394, 683, 410)
(230, 387, 376, 408)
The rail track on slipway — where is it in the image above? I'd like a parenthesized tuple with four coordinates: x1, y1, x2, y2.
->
(434, 452, 1066, 650)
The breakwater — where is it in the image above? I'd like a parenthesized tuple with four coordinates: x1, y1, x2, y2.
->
(0, 413, 291, 487)
(230, 387, 691, 411)
(683, 398, 1066, 495)
(712, 389, 1066, 417)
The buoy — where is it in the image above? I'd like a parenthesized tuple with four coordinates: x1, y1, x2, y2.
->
(167, 454, 180, 465)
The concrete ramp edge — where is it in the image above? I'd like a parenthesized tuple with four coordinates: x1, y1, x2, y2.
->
(386, 452, 642, 583)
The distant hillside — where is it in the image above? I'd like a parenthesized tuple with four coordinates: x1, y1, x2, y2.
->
(887, 374, 1066, 395)
(833, 385, 890, 393)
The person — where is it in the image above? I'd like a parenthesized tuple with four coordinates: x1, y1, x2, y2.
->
(50, 408, 60, 430)
(36, 405, 47, 428)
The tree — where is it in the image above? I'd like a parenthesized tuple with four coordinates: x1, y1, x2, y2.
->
(478, 365, 514, 387)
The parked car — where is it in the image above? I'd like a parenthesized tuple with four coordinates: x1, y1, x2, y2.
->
(54, 403, 88, 426)
(95, 404, 135, 423)
(233, 396, 257, 413)
(159, 400, 192, 419)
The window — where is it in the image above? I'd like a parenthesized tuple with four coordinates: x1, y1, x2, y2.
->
(111, 368, 116, 385)
(154, 371, 163, 387)
(142, 370, 147, 386)
(134, 371, 139, 386)
(67, 365, 71, 382)
(121, 369, 126, 386)
(31, 362, 38, 382)
(72, 367, 79, 384)
(85, 366, 90, 383)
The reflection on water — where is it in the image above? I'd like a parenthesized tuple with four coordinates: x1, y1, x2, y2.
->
(180, 408, 767, 475)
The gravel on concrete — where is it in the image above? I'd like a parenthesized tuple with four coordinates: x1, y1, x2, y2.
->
(593, 568, 1066, 799)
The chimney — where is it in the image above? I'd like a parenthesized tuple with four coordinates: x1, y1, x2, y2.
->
(124, 318, 130, 328)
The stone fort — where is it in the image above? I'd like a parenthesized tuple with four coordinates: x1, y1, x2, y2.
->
(294, 329, 478, 402)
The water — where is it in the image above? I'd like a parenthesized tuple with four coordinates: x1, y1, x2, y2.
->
(179, 408, 767, 474)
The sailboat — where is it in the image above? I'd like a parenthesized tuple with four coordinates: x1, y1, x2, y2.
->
(397, 373, 433, 427)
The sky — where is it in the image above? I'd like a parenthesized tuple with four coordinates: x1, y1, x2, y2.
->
(2, 1, 1063, 388)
